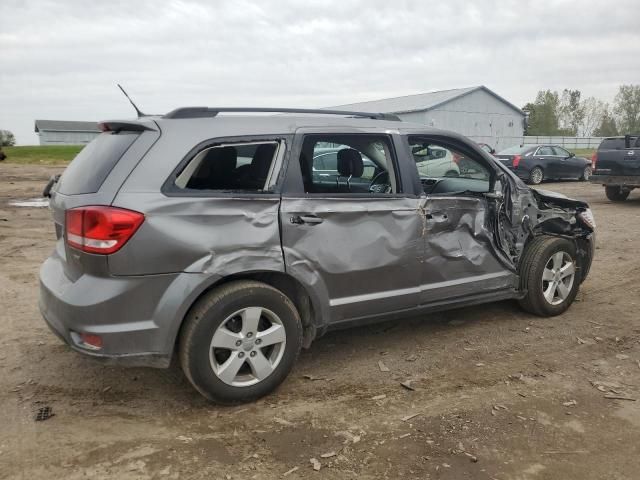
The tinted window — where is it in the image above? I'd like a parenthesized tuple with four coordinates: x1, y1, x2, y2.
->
(57, 132, 138, 195)
(537, 146, 554, 155)
(174, 141, 281, 192)
(552, 146, 570, 157)
(599, 138, 627, 150)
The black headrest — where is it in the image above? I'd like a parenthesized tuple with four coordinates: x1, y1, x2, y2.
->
(250, 143, 276, 179)
(337, 149, 364, 177)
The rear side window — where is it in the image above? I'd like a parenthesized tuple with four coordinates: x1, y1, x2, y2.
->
(57, 132, 139, 195)
(174, 141, 282, 192)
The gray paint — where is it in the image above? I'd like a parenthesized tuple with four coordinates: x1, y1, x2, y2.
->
(39, 113, 594, 367)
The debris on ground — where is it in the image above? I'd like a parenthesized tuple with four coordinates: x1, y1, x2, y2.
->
(310, 457, 321, 471)
(401, 413, 421, 422)
(563, 400, 578, 407)
(371, 394, 387, 401)
(320, 451, 337, 458)
(283, 466, 299, 477)
(400, 380, 415, 391)
(35, 406, 54, 422)
(399, 433, 411, 439)
(274, 417, 295, 426)
(378, 360, 390, 372)
(603, 395, 636, 401)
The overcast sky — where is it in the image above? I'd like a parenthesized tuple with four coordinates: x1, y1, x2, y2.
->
(1, 0, 638, 145)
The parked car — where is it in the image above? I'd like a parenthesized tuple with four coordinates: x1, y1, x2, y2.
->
(39, 107, 595, 403)
(495, 145, 592, 185)
(311, 147, 378, 190)
(590, 135, 640, 201)
(411, 145, 461, 177)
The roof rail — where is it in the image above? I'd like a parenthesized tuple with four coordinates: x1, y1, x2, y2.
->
(163, 107, 401, 121)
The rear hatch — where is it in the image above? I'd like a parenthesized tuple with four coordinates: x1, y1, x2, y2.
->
(48, 121, 160, 281)
(595, 137, 640, 175)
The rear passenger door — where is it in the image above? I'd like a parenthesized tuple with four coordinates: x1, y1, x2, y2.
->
(280, 130, 424, 324)
(535, 146, 559, 177)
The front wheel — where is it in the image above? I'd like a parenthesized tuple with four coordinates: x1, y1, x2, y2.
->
(528, 167, 544, 185)
(179, 280, 303, 404)
(580, 166, 592, 181)
(605, 186, 630, 202)
(518, 236, 580, 316)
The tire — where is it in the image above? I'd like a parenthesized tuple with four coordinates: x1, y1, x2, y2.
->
(179, 280, 303, 404)
(444, 170, 459, 177)
(605, 186, 629, 202)
(528, 167, 544, 185)
(580, 166, 592, 181)
(518, 236, 580, 317)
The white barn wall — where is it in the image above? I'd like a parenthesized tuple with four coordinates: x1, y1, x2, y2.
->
(397, 89, 524, 150)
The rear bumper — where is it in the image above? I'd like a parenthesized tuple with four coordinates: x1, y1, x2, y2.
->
(590, 175, 640, 187)
(39, 253, 213, 368)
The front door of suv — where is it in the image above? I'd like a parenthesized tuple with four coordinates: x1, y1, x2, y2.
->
(405, 136, 517, 304)
(280, 131, 423, 323)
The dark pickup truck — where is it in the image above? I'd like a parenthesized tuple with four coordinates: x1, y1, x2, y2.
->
(591, 135, 640, 201)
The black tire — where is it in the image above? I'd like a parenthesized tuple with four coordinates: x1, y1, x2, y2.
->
(528, 167, 544, 185)
(179, 280, 302, 404)
(518, 236, 580, 317)
(580, 166, 592, 181)
(444, 170, 459, 177)
(605, 186, 629, 202)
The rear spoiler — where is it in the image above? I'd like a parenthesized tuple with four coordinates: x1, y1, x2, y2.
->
(98, 121, 157, 133)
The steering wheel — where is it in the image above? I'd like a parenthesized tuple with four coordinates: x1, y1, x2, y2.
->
(369, 171, 392, 193)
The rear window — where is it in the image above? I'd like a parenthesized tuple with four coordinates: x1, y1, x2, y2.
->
(598, 138, 638, 150)
(57, 132, 139, 195)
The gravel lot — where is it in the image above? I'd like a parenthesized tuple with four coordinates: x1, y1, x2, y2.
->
(1, 163, 639, 480)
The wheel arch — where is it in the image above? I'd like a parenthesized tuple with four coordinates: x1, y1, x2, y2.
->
(172, 270, 324, 360)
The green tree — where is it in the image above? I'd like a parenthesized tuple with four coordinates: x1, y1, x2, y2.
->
(614, 84, 640, 133)
(523, 90, 561, 135)
(0, 130, 16, 146)
(559, 89, 584, 136)
(593, 108, 619, 137)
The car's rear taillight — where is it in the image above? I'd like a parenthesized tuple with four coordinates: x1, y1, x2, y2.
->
(512, 155, 521, 168)
(65, 206, 144, 254)
(591, 152, 597, 169)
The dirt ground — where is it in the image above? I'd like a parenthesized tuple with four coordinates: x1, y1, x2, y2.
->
(1, 163, 639, 480)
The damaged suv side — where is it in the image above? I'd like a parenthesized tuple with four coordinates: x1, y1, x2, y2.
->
(39, 108, 595, 403)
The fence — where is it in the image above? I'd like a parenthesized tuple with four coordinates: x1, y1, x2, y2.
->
(468, 135, 604, 151)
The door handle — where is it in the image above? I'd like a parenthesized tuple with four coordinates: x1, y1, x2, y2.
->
(290, 215, 324, 225)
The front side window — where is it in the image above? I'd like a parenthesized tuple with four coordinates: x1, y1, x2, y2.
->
(299, 135, 396, 194)
(408, 136, 491, 195)
(174, 141, 282, 192)
(552, 146, 570, 157)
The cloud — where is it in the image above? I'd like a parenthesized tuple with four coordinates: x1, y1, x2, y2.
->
(1, 0, 638, 144)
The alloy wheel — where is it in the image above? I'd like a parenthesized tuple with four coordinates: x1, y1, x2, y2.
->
(541, 251, 576, 306)
(209, 307, 287, 387)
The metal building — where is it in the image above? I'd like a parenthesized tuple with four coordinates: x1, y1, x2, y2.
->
(34, 120, 100, 145)
(332, 86, 526, 150)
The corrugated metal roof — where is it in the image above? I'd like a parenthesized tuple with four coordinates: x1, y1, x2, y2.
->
(34, 120, 100, 133)
(330, 86, 525, 116)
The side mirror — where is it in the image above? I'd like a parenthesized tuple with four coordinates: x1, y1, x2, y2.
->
(569, 152, 575, 158)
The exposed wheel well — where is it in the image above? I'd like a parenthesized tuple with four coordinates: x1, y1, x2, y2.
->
(176, 272, 318, 356)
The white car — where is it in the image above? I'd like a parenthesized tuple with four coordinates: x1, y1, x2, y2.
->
(412, 146, 461, 178)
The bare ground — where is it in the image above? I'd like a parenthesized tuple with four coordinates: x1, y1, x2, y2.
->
(1, 163, 639, 480)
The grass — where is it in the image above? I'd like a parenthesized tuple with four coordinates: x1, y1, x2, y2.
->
(1, 145, 84, 165)
(568, 148, 596, 157)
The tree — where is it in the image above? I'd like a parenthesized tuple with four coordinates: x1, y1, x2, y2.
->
(559, 89, 585, 136)
(614, 84, 640, 133)
(580, 97, 607, 136)
(523, 90, 561, 136)
(0, 130, 16, 146)
(593, 107, 619, 137)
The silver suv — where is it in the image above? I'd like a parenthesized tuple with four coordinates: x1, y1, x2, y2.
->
(39, 107, 595, 403)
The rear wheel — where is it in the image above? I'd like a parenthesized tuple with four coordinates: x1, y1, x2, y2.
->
(519, 236, 580, 316)
(179, 280, 302, 404)
(580, 166, 592, 181)
(528, 167, 544, 185)
(605, 186, 629, 202)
